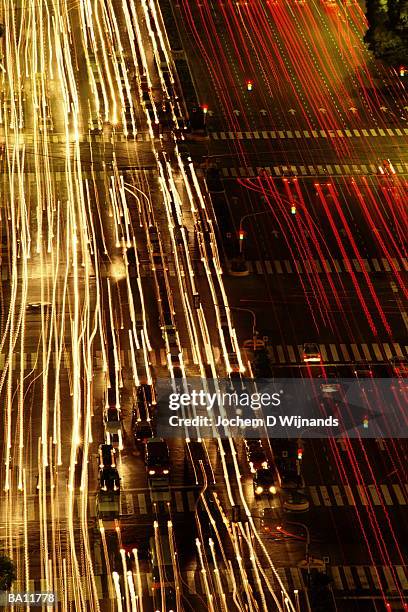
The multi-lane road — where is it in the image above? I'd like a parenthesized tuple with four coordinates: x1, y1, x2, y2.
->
(0, 0, 407, 611)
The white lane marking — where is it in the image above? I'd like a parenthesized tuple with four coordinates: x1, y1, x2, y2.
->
(187, 491, 196, 511)
(137, 493, 147, 514)
(174, 491, 184, 513)
(126, 494, 134, 515)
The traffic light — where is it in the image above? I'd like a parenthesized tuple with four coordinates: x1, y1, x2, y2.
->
(202, 104, 208, 114)
(297, 448, 303, 460)
(291, 205, 297, 215)
(238, 229, 245, 240)
(246, 80, 253, 91)
(399, 66, 405, 77)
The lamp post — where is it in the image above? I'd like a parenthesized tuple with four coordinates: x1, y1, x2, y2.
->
(230, 306, 258, 349)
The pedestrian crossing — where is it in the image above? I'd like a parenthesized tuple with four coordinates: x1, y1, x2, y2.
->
(246, 256, 408, 275)
(220, 162, 408, 178)
(15, 563, 408, 603)
(263, 564, 408, 594)
(304, 482, 408, 508)
(3, 126, 407, 146)
(251, 341, 408, 364)
(0, 345, 220, 372)
(210, 126, 408, 141)
(95, 346, 221, 369)
(23, 487, 198, 522)
(117, 487, 197, 517)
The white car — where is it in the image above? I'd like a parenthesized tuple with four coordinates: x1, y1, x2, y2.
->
(302, 343, 321, 363)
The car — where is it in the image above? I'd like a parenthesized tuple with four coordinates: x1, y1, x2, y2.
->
(318, 369, 341, 394)
(99, 467, 120, 493)
(253, 468, 277, 497)
(244, 439, 263, 452)
(133, 420, 153, 445)
(98, 444, 116, 468)
(177, 142, 191, 163)
(26, 302, 51, 312)
(378, 159, 396, 175)
(126, 246, 137, 266)
(136, 384, 155, 408)
(353, 361, 373, 378)
(389, 357, 408, 377)
(151, 584, 177, 612)
(247, 447, 269, 474)
(139, 74, 150, 93)
(282, 490, 309, 512)
(104, 407, 123, 450)
(302, 343, 321, 363)
(145, 438, 170, 476)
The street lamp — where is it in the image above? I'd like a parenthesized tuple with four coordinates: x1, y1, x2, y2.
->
(230, 306, 257, 348)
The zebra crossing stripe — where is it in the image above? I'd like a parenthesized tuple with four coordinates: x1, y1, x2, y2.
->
(175, 491, 184, 513)
(320, 486, 332, 506)
(396, 566, 408, 590)
(350, 344, 361, 360)
(380, 484, 393, 505)
(187, 491, 196, 512)
(356, 486, 369, 506)
(309, 486, 321, 506)
(329, 344, 340, 361)
(331, 567, 343, 590)
(356, 566, 370, 590)
(372, 344, 383, 361)
(368, 485, 381, 506)
(137, 493, 147, 514)
(367, 567, 380, 590)
(382, 566, 397, 591)
(361, 343, 372, 361)
(290, 568, 302, 589)
(392, 485, 406, 505)
(343, 566, 356, 590)
(332, 486, 344, 506)
(343, 485, 356, 506)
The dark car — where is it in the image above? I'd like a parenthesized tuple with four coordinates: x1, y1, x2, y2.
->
(133, 421, 154, 445)
(136, 384, 155, 408)
(98, 444, 116, 469)
(254, 468, 276, 497)
(145, 438, 170, 476)
(99, 467, 120, 493)
(247, 447, 269, 474)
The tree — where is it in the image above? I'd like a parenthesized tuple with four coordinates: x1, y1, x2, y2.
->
(0, 555, 17, 591)
(365, 0, 408, 66)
